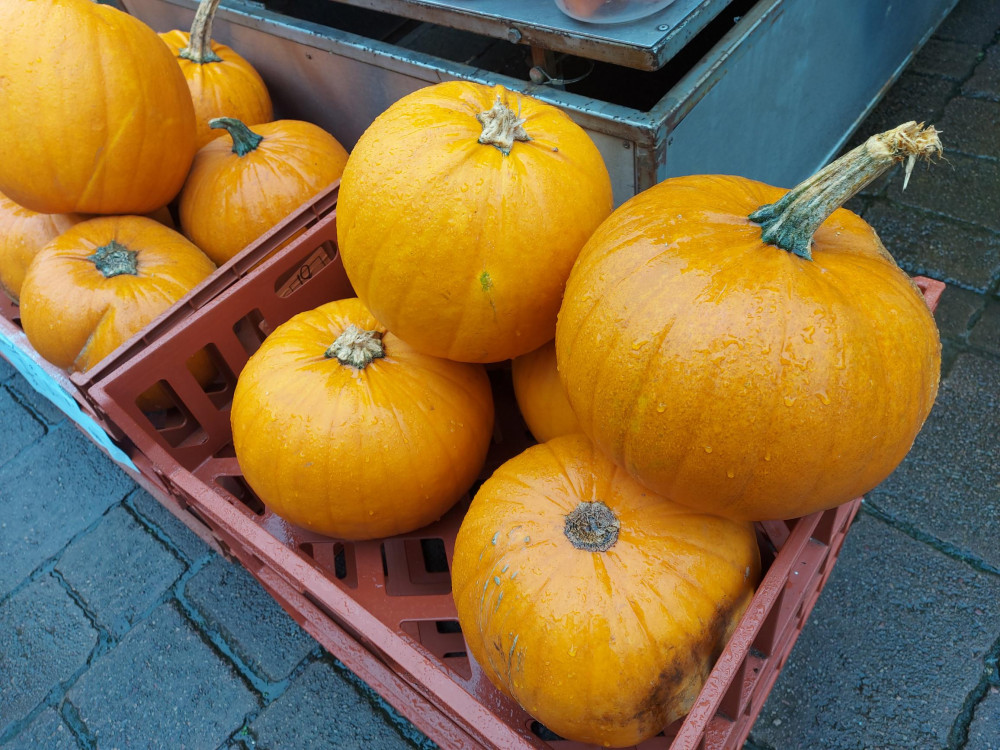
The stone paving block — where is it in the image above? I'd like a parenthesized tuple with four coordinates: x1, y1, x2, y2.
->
(183, 557, 314, 683)
(911, 37, 984, 80)
(68, 602, 256, 750)
(5, 373, 66, 427)
(884, 151, 1000, 234)
(936, 0, 1000, 46)
(127, 488, 211, 563)
(869, 353, 1000, 568)
(250, 660, 420, 749)
(1, 708, 78, 750)
(969, 299, 1000, 352)
(0, 575, 97, 737)
(967, 687, 1000, 750)
(0, 426, 134, 598)
(864, 200, 1000, 292)
(938, 96, 1000, 157)
(933, 284, 988, 341)
(965, 44, 1000, 101)
(843, 73, 954, 157)
(752, 514, 1000, 750)
(0, 386, 44, 468)
(0, 355, 15, 383)
(55, 505, 186, 638)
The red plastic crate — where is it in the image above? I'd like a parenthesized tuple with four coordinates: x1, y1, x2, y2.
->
(0, 182, 341, 441)
(88, 206, 945, 749)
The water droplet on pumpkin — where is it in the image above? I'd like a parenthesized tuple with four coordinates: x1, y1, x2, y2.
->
(783, 396, 796, 406)
(764, 452, 772, 461)
(704, 446, 713, 454)
(727, 470, 735, 478)
(631, 339, 648, 351)
(817, 392, 831, 405)
(656, 403, 666, 413)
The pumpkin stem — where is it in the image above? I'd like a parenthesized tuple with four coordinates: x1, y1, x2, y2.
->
(89, 240, 138, 279)
(476, 91, 532, 156)
(748, 122, 942, 260)
(325, 324, 385, 369)
(179, 0, 223, 64)
(564, 501, 619, 552)
(210, 117, 264, 156)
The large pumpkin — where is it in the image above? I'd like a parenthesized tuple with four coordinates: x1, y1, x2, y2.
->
(556, 123, 943, 521)
(19, 216, 216, 380)
(160, 0, 274, 149)
(511, 339, 580, 443)
(0, 0, 197, 214)
(0, 191, 82, 304)
(231, 297, 495, 540)
(179, 117, 348, 265)
(337, 81, 613, 363)
(452, 434, 760, 747)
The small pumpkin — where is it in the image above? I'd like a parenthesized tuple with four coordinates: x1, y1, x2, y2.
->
(337, 81, 613, 363)
(452, 434, 760, 747)
(556, 122, 943, 521)
(19, 216, 216, 389)
(0, 191, 83, 304)
(511, 339, 580, 443)
(231, 297, 495, 540)
(179, 117, 349, 265)
(160, 0, 274, 149)
(0, 0, 197, 214)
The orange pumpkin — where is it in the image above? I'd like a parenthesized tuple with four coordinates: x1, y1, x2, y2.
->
(178, 117, 349, 265)
(452, 434, 760, 747)
(337, 81, 613, 363)
(0, 191, 83, 304)
(511, 339, 580, 443)
(0, 0, 197, 214)
(556, 122, 943, 521)
(231, 297, 495, 540)
(20, 216, 216, 378)
(160, 0, 274, 149)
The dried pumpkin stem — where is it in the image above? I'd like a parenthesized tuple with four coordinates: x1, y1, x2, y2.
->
(564, 500, 619, 552)
(477, 92, 531, 156)
(325, 324, 385, 369)
(210, 117, 263, 156)
(179, 0, 223, 64)
(89, 240, 138, 278)
(749, 122, 942, 260)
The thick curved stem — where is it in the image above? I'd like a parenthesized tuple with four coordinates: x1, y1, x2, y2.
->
(89, 240, 138, 278)
(564, 501, 619, 552)
(477, 91, 531, 156)
(209, 117, 263, 156)
(749, 122, 942, 260)
(325, 325, 385, 369)
(179, 0, 223, 64)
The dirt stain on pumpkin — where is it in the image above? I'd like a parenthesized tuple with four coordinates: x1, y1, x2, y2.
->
(625, 600, 741, 733)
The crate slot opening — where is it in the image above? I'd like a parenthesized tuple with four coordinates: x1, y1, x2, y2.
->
(299, 540, 358, 589)
(233, 308, 271, 358)
(214, 473, 266, 516)
(381, 538, 452, 596)
(142, 381, 207, 450)
(400, 619, 471, 680)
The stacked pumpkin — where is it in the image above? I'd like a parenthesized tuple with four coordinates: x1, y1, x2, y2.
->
(0, 0, 349, 387)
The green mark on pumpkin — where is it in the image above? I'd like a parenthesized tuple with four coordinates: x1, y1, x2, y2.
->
(491, 532, 499, 545)
(524, 536, 530, 544)
(494, 576, 501, 586)
(480, 271, 493, 292)
(500, 564, 509, 573)
(510, 571, 518, 580)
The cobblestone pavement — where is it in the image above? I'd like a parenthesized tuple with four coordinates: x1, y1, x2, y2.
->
(2, 1, 999, 749)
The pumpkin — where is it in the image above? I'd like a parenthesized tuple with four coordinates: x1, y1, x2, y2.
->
(0, 0, 197, 215)
(0, 191, 83, 304)
(452, 434, 760, 747)
(178, 117, 349, 266)
(19, 216, 216, 406)
(556, 122, 943, 521)
(337, 81, 613, 363)
(231, 297, 495, 540)
(160, 0, 274, 149)
(511, 339, 580, 443)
